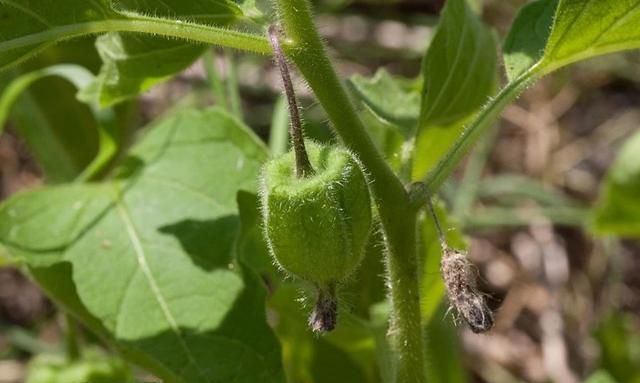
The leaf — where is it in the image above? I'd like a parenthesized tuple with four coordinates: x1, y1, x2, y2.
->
(424, 304, 469, 383)
(348, 70, 420, 134)
(593, 130, 640, 236)
(418, 0, 497, 128)
(541, 0, 640, 74)
(0, 63, 119, 182)
(0, 108, 284, 383)
(585, 371, 620, 383)
(424, 0, 640, 192)
(26, 349, 133, 383)
(82, 0, 242, 106)
(594, 313, 640, 383)
(413, 0, 497, 180)
(0, 0, 269, 78)
(503, 0, 558, 81)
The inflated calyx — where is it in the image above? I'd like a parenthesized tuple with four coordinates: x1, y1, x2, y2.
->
(260, 140, 372, 331)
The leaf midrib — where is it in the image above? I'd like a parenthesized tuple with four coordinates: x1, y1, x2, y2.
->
(115, 191, 213, 383)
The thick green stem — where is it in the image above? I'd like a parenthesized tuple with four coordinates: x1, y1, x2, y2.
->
(274, 0, 425, 381)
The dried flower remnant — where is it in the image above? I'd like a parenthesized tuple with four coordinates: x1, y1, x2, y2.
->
(309, 283, 338, 332)
(440, 246, 494, 333)
(422, 191, 494, 333)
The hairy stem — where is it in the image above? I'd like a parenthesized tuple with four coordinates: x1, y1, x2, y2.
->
(268, 25, 314, 177)
(423, 72, 535, 191)
(274, 0, 425, 381)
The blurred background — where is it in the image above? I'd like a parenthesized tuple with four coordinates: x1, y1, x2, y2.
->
(1, 0, 640, 382)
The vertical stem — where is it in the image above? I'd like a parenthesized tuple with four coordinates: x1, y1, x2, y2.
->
(269, 95, 290, 156)
(64, 312, 80, 361)
(273, 1, 425, 381)
(225, 52, 243, 120)
(268, 25, 314, 178)
(203, 50, 229, 110)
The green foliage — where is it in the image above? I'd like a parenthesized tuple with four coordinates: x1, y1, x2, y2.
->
(419, 0, 496, 128)
(26, 349, 132, 383)
(593, 130, 640, 236)
(505, 0, 640, 79)
(413, 0, 496, 179)
(594, 313, 640, 383)
(348, 69, 420, 134)
(2, 0, 640, 382)
(261, 141, 372, 285)
(81, 0, 241, 106)
(0, 109, 284, 383)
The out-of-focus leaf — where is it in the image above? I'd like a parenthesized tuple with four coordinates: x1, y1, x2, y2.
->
(0, 63, 118, 182)
(26, 349, 132, 383)
(0, 108, 284, 383)
(348, 70, 420, 134)
(477, 174, 580, 207)
(593, 130, 640, 236)
(594, 313, 640, 383)
(424, 304, 469, 383)
(585, 371, 620, 383)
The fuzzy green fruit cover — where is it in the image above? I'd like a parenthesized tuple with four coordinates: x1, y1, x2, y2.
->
(260, 141, 372, 285)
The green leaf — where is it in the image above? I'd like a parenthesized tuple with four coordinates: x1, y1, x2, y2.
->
(593, 130, 640, 236)
(348, 70, 420, 134)
(81, 0, 241, 106)
(0, 63, 119, 182)
(26, 349, 133, 383)
(424, 304, 468, 383)
(424, 0, 640, 192)
(585, 371, 620, 383)
(0, 108, 284, 383)
(413, 0, 496, 180)
(0, 0, 270, 75)
(418, 0, 497, 128)
(540, 0, 640, 74)
(503, 0, 558, 81)
(594, 313, 640, 383)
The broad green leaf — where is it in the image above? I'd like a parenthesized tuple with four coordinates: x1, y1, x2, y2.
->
(82, 0, 241, 106)
(504, 0, 640, 78)
(348, 70, 420, 134)
(413, 0, 496, 180)
(541, 0, 640, 74)
(593, 130, 640, 236)
(503, 0, 558, 81)
(0, 108, 284, 383)
(418, 0, 496, 128)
